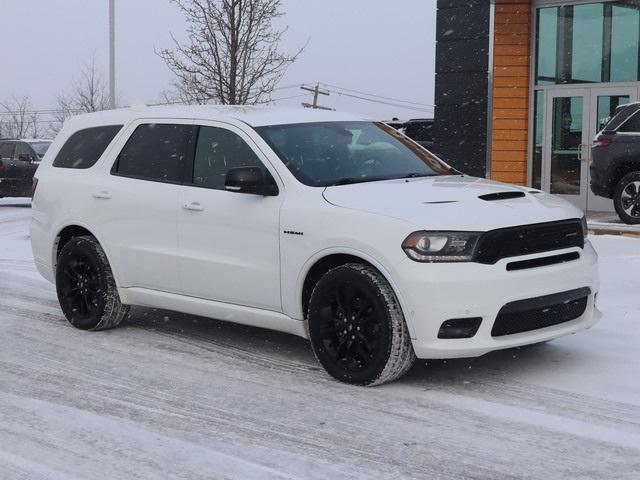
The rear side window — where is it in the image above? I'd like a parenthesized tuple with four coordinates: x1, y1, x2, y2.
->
(0, 142, 14, 159)
(603, 104, 640, 132)
(113, 123, 197, 184)
(53, 125, 123, 169)
(192, 126, 264, 190)
(618, 111, 640, 133)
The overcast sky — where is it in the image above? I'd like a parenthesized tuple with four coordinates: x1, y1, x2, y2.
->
(1, 0, 436, 120)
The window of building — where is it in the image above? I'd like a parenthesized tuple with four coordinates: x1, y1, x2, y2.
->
(191, 126, 264, 190)
(536, 1, 640, 85)
(113, 124, 197, 183)
(53, 126, 122, 169)
(610, 4, 640, 82)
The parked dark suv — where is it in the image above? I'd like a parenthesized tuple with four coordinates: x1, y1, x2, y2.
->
(591, 102, 640, 224)
(0, 139, 51, 198)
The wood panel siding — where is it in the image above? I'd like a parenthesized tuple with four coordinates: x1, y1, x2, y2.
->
(490, 0, 532, 185)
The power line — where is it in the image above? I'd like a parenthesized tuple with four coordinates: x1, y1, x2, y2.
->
(321, 82, 434, 108)
(327, 89, 434, 113)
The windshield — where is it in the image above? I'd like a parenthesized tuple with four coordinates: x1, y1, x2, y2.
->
(256, 121, 453, 187)
(29, 142, 51, 158)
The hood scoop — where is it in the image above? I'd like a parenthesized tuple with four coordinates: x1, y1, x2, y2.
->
(478, 191, 526, 201)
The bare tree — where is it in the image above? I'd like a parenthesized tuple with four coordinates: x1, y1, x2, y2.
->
(52, 56, 110, 134)
(158, 0, 304, 105)
(0, 96, 39, 139)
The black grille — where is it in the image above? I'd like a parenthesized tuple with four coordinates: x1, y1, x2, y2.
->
(491, 287, 590, 337)
(475, 219, 584, 264)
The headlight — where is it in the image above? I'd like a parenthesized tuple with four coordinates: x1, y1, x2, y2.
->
(581, 215, 588, 239)
(401, 231, 481, 262)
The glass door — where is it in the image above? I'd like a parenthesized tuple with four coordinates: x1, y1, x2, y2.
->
(587, 87, 638, 212)
(543, 89, 590, 210)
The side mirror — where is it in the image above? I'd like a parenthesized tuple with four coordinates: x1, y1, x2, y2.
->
(224, 166, 278, 196)
(18, 153, 34, 162)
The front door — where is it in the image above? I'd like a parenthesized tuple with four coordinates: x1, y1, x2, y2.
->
(542, 86, 638, 211)
(587, 87, 637, 211)
(543, 89, 590, 209)
(542, 86, 638, 212)
(178, 122, 283, 312)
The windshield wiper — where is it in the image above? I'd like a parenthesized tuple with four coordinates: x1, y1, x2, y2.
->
(402, 172, 435, 178)
(329, 177, 373, 186)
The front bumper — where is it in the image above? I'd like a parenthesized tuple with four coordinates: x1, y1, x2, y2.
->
(392, 242, 600, 359)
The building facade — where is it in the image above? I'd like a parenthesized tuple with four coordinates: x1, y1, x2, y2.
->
(433, 0, 640, 211)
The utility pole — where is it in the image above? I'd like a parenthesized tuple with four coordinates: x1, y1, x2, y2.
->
(301, 83, 333, 110)
(108, 0, 116, 109)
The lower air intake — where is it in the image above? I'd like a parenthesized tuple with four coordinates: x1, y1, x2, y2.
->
(491, 287, 590, 337)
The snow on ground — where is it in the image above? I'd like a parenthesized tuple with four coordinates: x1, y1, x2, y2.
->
(1, 197, 639, 479)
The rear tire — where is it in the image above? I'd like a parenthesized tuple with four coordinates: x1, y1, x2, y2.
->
(56, 236, 129, 331)
(613, 171, 640, 225)
(307, 263, 415, 386)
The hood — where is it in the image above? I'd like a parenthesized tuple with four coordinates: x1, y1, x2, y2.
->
(322, 175, 583, 231)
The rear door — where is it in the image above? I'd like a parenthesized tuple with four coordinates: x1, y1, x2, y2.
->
(99, 120, 197, 293)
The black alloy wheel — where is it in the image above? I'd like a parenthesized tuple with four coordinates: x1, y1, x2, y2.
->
(307, 263, 415, 386)
(59, 252, 101, 321)
(56, 236, 129, 331)
(614, 171, 640, 225)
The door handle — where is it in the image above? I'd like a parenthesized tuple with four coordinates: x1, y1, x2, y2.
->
(182, 201, 204, 212)
(92, 190, 112, 199)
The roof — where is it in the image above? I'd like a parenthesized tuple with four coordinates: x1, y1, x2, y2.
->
(65, 105, 369, 129)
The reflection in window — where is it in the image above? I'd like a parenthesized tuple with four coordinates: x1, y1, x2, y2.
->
(551, 97, 582, 195)
(536, 1, 640, 85)
(531, 91, 544, 190)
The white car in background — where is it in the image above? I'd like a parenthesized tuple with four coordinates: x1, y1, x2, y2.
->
(30, 106, 600, 386)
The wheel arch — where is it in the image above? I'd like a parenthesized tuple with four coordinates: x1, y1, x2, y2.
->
(297, 248, 416, 338)
(610, 160, 640, 196)
(52, 223, 120, 285)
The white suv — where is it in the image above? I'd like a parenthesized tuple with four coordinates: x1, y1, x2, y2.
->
(30, 106, 601, 386)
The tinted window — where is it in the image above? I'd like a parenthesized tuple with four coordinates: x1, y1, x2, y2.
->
(53, 125, 122, 169)
(114, 124, 196, 183)
(257, 121, 452, 187)
(14, 143, 32, 160)
(0, 142, 14, 159)
(618, 111, 640, 133)
(192, 126, 264, 190)
(604, 104, 640, 131)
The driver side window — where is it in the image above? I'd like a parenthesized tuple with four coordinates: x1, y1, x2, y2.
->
(192, 126, 265, 190)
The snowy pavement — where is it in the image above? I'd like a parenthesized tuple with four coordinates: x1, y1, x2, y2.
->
(1, 198, 639, 480)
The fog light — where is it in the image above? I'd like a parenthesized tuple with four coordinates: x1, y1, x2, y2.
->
(438, 318, 482, 339)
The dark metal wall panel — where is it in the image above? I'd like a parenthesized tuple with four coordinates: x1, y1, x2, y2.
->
(433, 0, 490, 177)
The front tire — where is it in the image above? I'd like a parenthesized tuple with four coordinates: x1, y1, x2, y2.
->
(613, 171, 640, 225)
(56, 236, 129, 331)
(307, 263, 415, 386)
